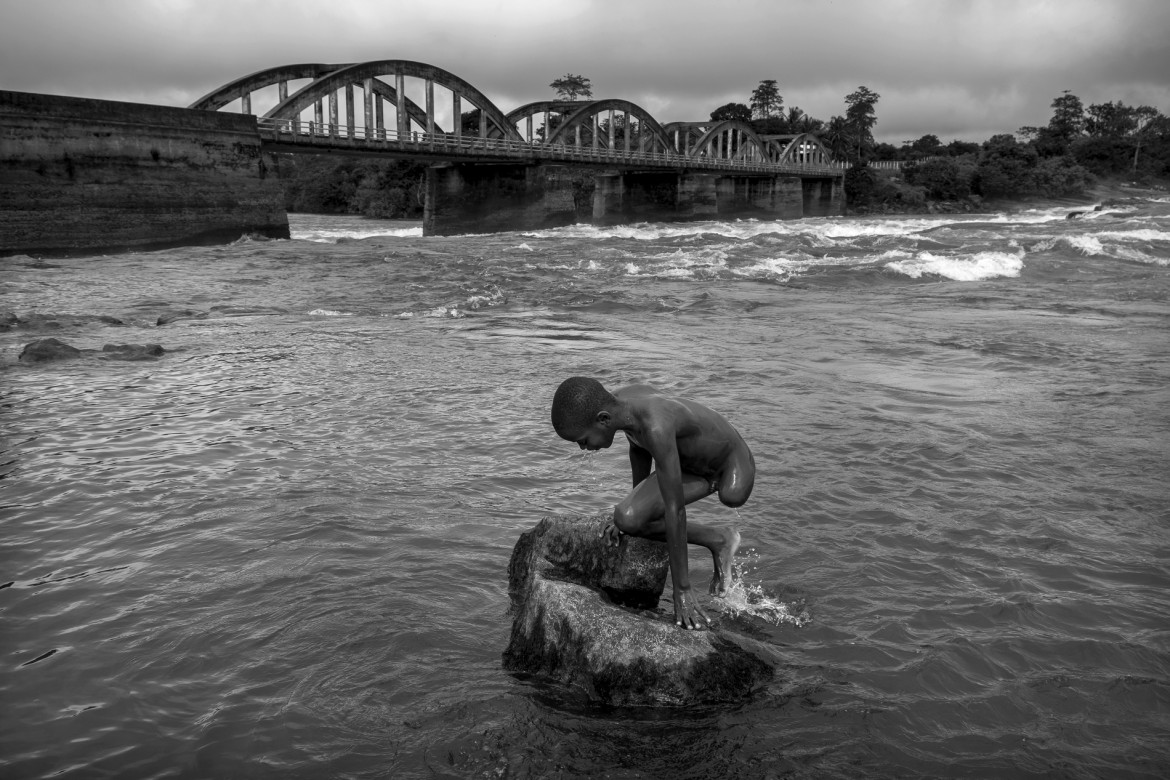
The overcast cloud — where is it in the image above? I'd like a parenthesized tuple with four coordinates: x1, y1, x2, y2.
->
(1, 0, 1168, 143)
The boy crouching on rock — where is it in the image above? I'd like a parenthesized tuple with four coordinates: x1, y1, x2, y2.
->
(551, 377, 755, 630)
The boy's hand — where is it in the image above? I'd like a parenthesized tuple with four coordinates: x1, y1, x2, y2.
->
(673, 588, 710, 630)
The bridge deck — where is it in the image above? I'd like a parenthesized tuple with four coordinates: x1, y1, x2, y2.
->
(256, 118, 845, 176)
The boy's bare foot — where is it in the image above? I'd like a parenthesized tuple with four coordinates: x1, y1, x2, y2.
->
(600, 522, 625, 547)
(709, 527, 741, 596)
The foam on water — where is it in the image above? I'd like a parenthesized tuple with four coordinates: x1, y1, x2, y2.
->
(1032, 229, 1170, 265)
(885, 249, 1025, 280)
(716, 549, 810, 627)
(621, 247, 730, 278)
(393, 284, 508, 318)
(731, 256, 811, 281)
(297, 226, 423, 242)
(290, 214, 424, 243)
(1089, 227, 1170, 242)
(1064, 235, 1107, 256)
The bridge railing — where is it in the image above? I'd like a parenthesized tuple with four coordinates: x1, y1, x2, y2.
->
(255, 117, 845, 176)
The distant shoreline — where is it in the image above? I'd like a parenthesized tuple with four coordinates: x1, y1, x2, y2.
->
(848, 176, 1168, 218)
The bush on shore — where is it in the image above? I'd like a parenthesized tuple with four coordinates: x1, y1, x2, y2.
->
(274, 154, 427, 218)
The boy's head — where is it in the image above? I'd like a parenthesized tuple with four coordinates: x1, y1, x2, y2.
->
(551, 376, 618, 448)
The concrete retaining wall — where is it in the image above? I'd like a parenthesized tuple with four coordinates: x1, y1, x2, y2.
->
(0, 90, 288, 255)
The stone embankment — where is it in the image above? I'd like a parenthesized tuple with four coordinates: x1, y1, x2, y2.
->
(1, 90, 288, 256)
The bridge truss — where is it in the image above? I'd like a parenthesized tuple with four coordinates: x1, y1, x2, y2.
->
(191, 61, 843, 175)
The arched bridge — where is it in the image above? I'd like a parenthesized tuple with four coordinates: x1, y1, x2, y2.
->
(190, 60, 842, 176)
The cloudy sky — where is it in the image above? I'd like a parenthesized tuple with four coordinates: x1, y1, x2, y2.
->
(1, 0, 1167, 144)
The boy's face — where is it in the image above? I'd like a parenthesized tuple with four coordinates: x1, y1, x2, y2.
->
(566, 413, 617, 451)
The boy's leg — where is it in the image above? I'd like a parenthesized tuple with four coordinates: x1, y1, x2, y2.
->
(609, 472, 741, 595)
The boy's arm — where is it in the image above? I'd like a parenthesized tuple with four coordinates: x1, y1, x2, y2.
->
(646, 429, 709, 630)
(628, 444, 652, 487)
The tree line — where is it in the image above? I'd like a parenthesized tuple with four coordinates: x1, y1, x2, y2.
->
(713, 79, 1168, 209)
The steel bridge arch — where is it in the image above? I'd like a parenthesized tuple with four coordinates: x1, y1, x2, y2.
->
(504, 101, 591, 142)
(189, 63, 350, 111)
(191, 62, 437, 134)
(266, 60, 523, 141)
(545, 99, 673, 154)
(687, 120, 771, 163)
(775, 133, 835, 165)
(662, 122, 709, 155)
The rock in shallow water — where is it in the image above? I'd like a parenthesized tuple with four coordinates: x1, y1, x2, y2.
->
(17, 339, 167, 363)
(101, 343, 165, 360)
(503, 514, 773, 706)
(19, 338, 82, 363)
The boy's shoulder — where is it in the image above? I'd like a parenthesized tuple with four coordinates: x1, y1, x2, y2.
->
(616, 386, 699, 429)
(615, 385, 683, 415)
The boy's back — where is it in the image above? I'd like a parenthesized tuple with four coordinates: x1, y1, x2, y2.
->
(613, 385, 749, 481)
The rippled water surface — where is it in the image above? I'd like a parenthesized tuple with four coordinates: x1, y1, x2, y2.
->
(2, 199, 1169, 778)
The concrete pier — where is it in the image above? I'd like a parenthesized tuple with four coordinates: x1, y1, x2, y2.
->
(0, 90, 288, 256)
(424, 164, 829, 234)
(423, 163, 588, 235)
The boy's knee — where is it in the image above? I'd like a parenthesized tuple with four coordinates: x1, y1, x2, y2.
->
(720, 490, 749, 509)
(719, 455, 755, 508)
(719, 476, 753, 508)
(612, 504, 643, 535)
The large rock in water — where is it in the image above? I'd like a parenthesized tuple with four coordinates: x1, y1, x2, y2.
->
(503, 514, 773, 706)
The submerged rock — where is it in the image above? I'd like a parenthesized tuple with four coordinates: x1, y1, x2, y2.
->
(11, 312, 124, 329)
(102, 343, 165, 360)
(156, 309, 208, 325)
(19, 338, 81, 363)
(209, 304, 288, 317)
(503, 514, 773, 706)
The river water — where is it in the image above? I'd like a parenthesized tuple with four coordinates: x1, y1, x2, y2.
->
(2, 196, 1169, 779)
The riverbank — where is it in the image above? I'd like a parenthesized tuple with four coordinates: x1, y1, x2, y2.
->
(848, 174, 1169, 217)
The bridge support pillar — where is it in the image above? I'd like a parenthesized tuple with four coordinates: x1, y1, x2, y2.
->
(592, 171, 625, 225)
(421, 163, 844, 237)
(423, 163, 587, 236)
(742, 176, 804, 219)
(802, 177, 843, 217)
(831, 176, 846, 214)
(677, 174, 719, 219)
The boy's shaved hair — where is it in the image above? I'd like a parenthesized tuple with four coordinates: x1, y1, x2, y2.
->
(551, 376, 616, 438)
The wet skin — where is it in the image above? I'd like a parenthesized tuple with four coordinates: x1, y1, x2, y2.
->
(565, 384, 754, 630)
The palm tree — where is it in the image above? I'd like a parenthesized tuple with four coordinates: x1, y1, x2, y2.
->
(799, 116, 825, 135)
(823, 116, 854, 162)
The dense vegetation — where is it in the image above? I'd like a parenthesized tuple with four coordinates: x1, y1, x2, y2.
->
(273, 77, 1169, 218)
(846, 91, 1169, 212)
(275, 155, 428, 218)
(716, 80, 1167, 211)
